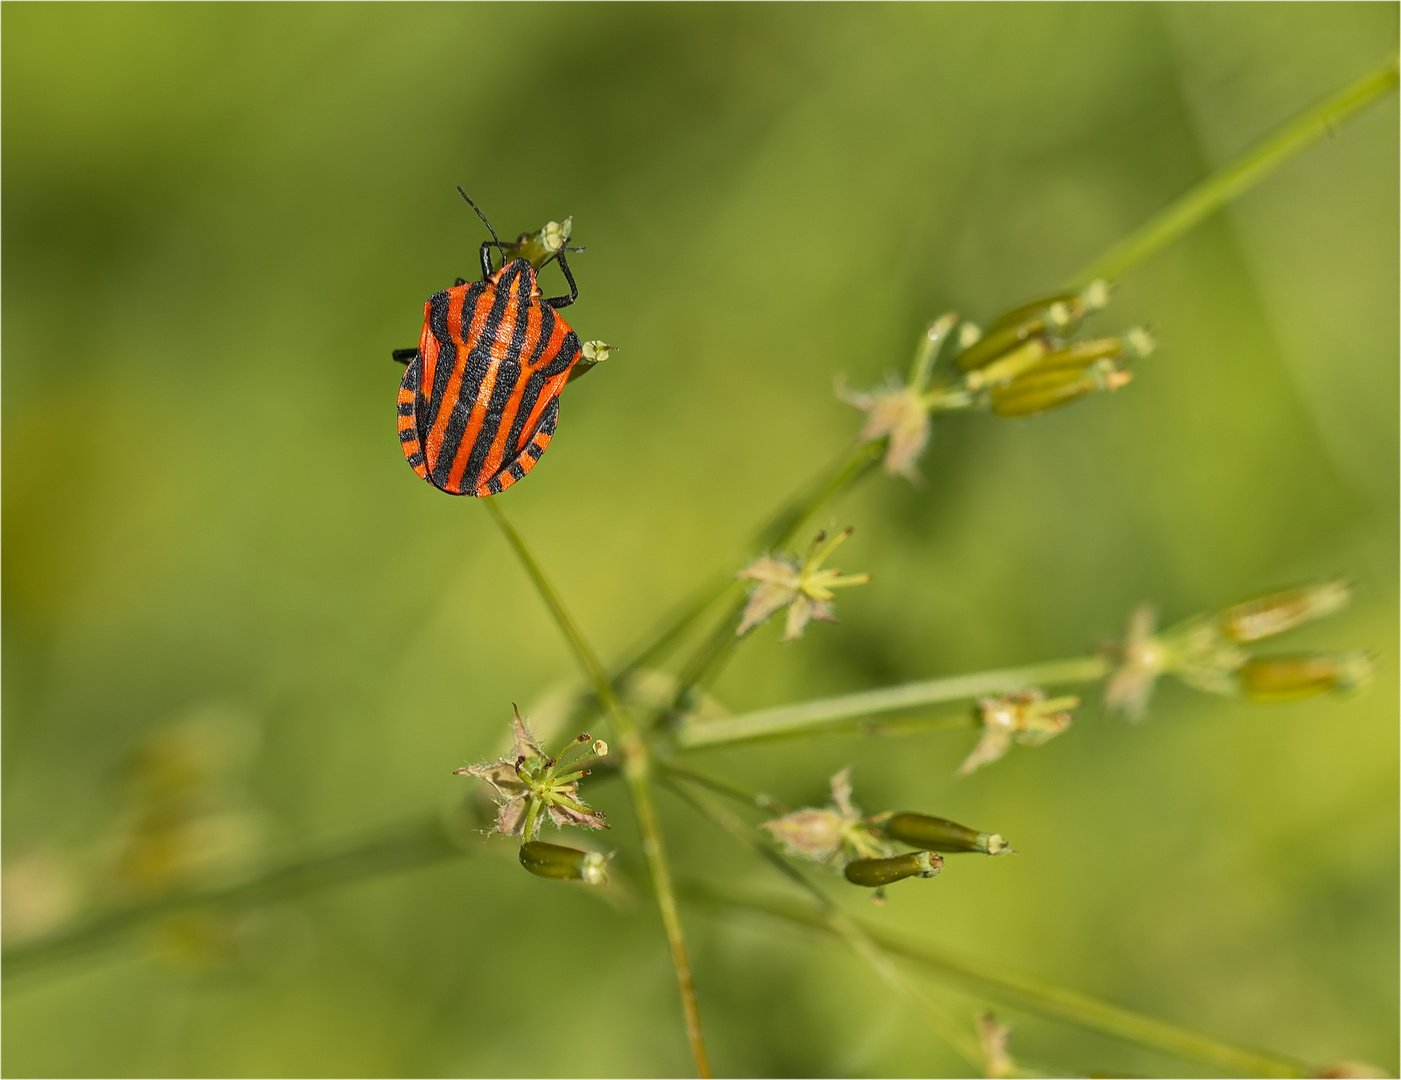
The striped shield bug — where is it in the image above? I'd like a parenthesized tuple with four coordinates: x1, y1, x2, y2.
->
(393, 191, 585, 497)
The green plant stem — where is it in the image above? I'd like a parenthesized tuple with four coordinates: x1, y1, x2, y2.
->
(3, 815, 464, 980)
(661, 774, 987, 1072)
(655, 759, 790, 815)
(1067, 53, 1399, 289)
(696, 885, 1311, 1079)
(673, 656, 1108, 750)
(652, 442, 886, 727)
(481, 498, 711, 1079)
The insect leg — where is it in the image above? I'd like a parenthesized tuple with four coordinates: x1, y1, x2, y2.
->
(544, 250, 579, 310)
(391, 348, 418, 365)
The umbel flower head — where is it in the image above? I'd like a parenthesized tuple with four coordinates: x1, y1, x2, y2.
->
(959, 690, 1078, 775)
(1104, 581, 1368, 720)
(838, 314, 960, 481)
(736, 527, 870, 641)
(761, 767, 893, 865)
(454, 706, 609, 840)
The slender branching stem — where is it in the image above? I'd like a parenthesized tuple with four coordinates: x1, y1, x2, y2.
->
(481, 498, 711, 1078)
(654, 759, 791, 815)
(1067, 53, 1399, 289)
(3, 816, 465, 979)
(694, 885, 1312, 1079)
(648, 442, 887, 726)
(673, 656, 1109, 750)
(661, 775, 988, 1072)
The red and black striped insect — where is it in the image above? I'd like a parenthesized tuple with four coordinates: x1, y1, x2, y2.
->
(393, 192, 584, 497)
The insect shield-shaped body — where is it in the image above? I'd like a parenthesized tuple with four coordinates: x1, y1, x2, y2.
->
(395, 203, 583, 497)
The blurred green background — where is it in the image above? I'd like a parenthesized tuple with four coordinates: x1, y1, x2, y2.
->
(3, 4, 1396, 1077)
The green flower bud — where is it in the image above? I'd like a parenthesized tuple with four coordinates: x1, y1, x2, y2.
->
(957, 321, 1046, 373)
(568, 341, 618, 384)
(507, 218, 574, 269)
(1237, 653, 1373, 702)
(966, 338, 1051, 389)
(1219, 581, 1351, 643)
(966, 280, 1111, 371)
(989, 357, 1131, 418)
(1020, 337, 1123, 376)
(844, 850, 943, 888)
(986, 291, 1080, 335)
(518, 840, 608, 885)
(988, 368, 1098, 417)
(880, 812, 1012, 855)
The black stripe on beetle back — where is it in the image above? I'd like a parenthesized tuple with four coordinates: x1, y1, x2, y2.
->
(430, 348, 490, 489)
(425, 290, 457, 420)
(500, 315, 571, 462)
(455, 269, 534, 487)
(507, 461, 527, 481)
(428, 278, 511, 489)
(460, 353, 522, 489)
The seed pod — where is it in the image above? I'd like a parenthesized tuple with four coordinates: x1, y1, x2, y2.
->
(844, 850, 943, 888)
(957, 318, 1047, 373)
(967, 338, 1052, 389)
(1020, 337, 1123, 376)
(1219, 581, 1350, 643)
(518, 841, 608, 885)
(987, 280, 1110, 336)
(989, 368, 1099, 417)
(881, 813, 1012, 855)
(1237, 654, 1373, 702)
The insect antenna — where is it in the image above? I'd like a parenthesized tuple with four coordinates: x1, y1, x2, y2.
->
(457, 187, 508, 272)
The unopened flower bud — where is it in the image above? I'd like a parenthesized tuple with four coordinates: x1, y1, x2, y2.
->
(568, 341, 617, 384)
(592, 739, 608, 757)
(581, 340, 614, 364)
(988, 367, 1098, 417)
(881, 812, 1012, 855)
(1023, 337, 1123, 375)
(966, 337, 1051, 389)
(518, 840, 608, 885)
(1237, 653, 1373, 702)
(958, 322, 983, 349)
(541, 217, 573, 254)
(1219, 581, 1351, 643)
(1124, 326, 1156, 357)
(957, 320, 1046, 374)
(844, 849, 943, 888)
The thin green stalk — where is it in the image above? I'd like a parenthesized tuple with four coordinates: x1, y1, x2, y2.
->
(696, 886, 1311, 1079)
(1067, 53, 1399, 289)
(481, 497, 711, 1079)
(653, 442, 886, 728)
(656, 759, 790, 815)
(3, 816, 463, 980)
(661, 774, 987, 1072)
(674, 656, 1108, 750)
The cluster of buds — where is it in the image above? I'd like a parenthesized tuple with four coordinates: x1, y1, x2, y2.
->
(568, 339, 617, 383)
(841, 282, 1154, 481)
(959, 690, 1079, 775)
(1106, 580, 1371, 719)
(455, 707, 612, 885)
(954, 281, 1153, 416)
(761, 769, 1013, 894)
(735, 527, 870, 641)
(506, 216, 574, 269)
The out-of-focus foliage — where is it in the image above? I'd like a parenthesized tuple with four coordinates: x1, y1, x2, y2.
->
(3, 5, 1395, 1077)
